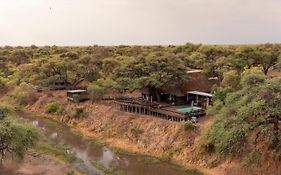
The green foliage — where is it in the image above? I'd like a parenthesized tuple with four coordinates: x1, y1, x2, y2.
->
(203, 69, 281, 158)
(211, 85, 234, 103)
(1, 44, 281, 96)
(0, 102, 15, 117)
(44, 102, 62, 114)
(162, 146, 182, 160)
(241, 152, 261, 167)
(240, 68, 266, 87)
(0, 118, 39, 160)
(11, 83, 37, 105)
(181, 121, 194, 130)
(221, 70, 240, 89)
(35, 143, 76, 163)
(87, 84, 105, 100)
(184, 168, 204, 175)
(130, 125, 144, 137)
(113, 54, 188, 93)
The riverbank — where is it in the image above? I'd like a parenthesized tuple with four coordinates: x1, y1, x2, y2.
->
(22, 90, 234, 175)
(0, 149, 76, 175)
(3, 89, 278, 175)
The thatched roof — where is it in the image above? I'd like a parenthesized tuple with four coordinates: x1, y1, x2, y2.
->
(159, 71, 219, 97)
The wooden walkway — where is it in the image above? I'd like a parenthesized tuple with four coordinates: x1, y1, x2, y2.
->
(117, 101, 205, 122)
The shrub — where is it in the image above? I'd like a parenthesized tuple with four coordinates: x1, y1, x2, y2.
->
(45, 102, 61, 114)
(202, 72, 281, 157)
(161, 146, 182, 161)
(0, 119, 39, 160)
(130, 125, 144, 137)
(12, 83, 37, 105)
(71, 108, 87, 119)
(241, 152, 261, 167)
(87, 84, 105, 101)
(0, 102, 15, 116)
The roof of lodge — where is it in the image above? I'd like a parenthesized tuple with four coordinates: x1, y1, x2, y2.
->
(159, 71, 219, 96)
(187, 91, 213, 97)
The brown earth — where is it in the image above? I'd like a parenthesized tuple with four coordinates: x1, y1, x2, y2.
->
(10, 90, 280, 175)
(0, 150, 71, 175)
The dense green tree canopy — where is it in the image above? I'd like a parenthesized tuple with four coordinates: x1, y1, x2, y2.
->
(205, 68, 281, 157)
(113, 53, 188, 93)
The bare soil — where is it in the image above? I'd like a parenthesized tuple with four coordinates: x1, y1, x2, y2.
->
(0, 150, 71, 175)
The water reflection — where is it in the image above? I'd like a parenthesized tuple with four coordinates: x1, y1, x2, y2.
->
(19, 113, 190, 175)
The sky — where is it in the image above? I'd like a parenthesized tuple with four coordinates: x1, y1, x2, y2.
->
(0, 0, 281, 46)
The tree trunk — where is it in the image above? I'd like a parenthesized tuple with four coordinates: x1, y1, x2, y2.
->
(155, 90, 161, 102)
(149, 87, 161, 102)
(263, 66, 270, 75)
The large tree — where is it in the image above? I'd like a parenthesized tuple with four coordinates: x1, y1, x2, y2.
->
(113, 53, 188, 101)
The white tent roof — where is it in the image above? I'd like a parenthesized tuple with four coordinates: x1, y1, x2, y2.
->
(187, 91, 213, 97)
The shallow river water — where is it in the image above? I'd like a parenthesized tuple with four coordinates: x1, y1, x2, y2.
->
(16, 113, 194, 175)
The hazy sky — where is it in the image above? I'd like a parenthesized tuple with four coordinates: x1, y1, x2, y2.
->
(0, 0, 281, 46)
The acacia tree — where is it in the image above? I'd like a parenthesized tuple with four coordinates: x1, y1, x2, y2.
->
(113, 54, 188, 101)
(9, 50, 30, 66)
(255, 44, 280, 75)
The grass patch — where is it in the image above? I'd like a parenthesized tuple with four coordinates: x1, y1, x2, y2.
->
(130, 125, 144, 137)
(184, 167, 205, 175)
(206, 159, 220, 168)
(181, 121, 194, 130)
(241, 152, 261, 167)
(45, 102, 63, 114)
(162, 146, 182, 161)
(142, 155, 161, 164)
(35, 142, 76, 163)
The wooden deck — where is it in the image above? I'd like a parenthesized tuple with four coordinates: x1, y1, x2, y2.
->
(117, 100, 206, 122)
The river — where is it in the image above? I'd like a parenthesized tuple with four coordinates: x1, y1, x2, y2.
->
(16, 112, 195, 175)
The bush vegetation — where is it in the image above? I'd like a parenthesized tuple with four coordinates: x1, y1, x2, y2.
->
(45, 102, 63, 114)
(203, 68, 281, 158)
(11, 83, 37, 105)
(181, 121, 194, 130)
(130, 125, 144, 137)
(241, 152, 261, 167)
(87, 84, 105, 101)
(0, 108, 39, 161)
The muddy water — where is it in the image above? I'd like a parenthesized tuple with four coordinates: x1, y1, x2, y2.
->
(18, 113, 193, 175)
